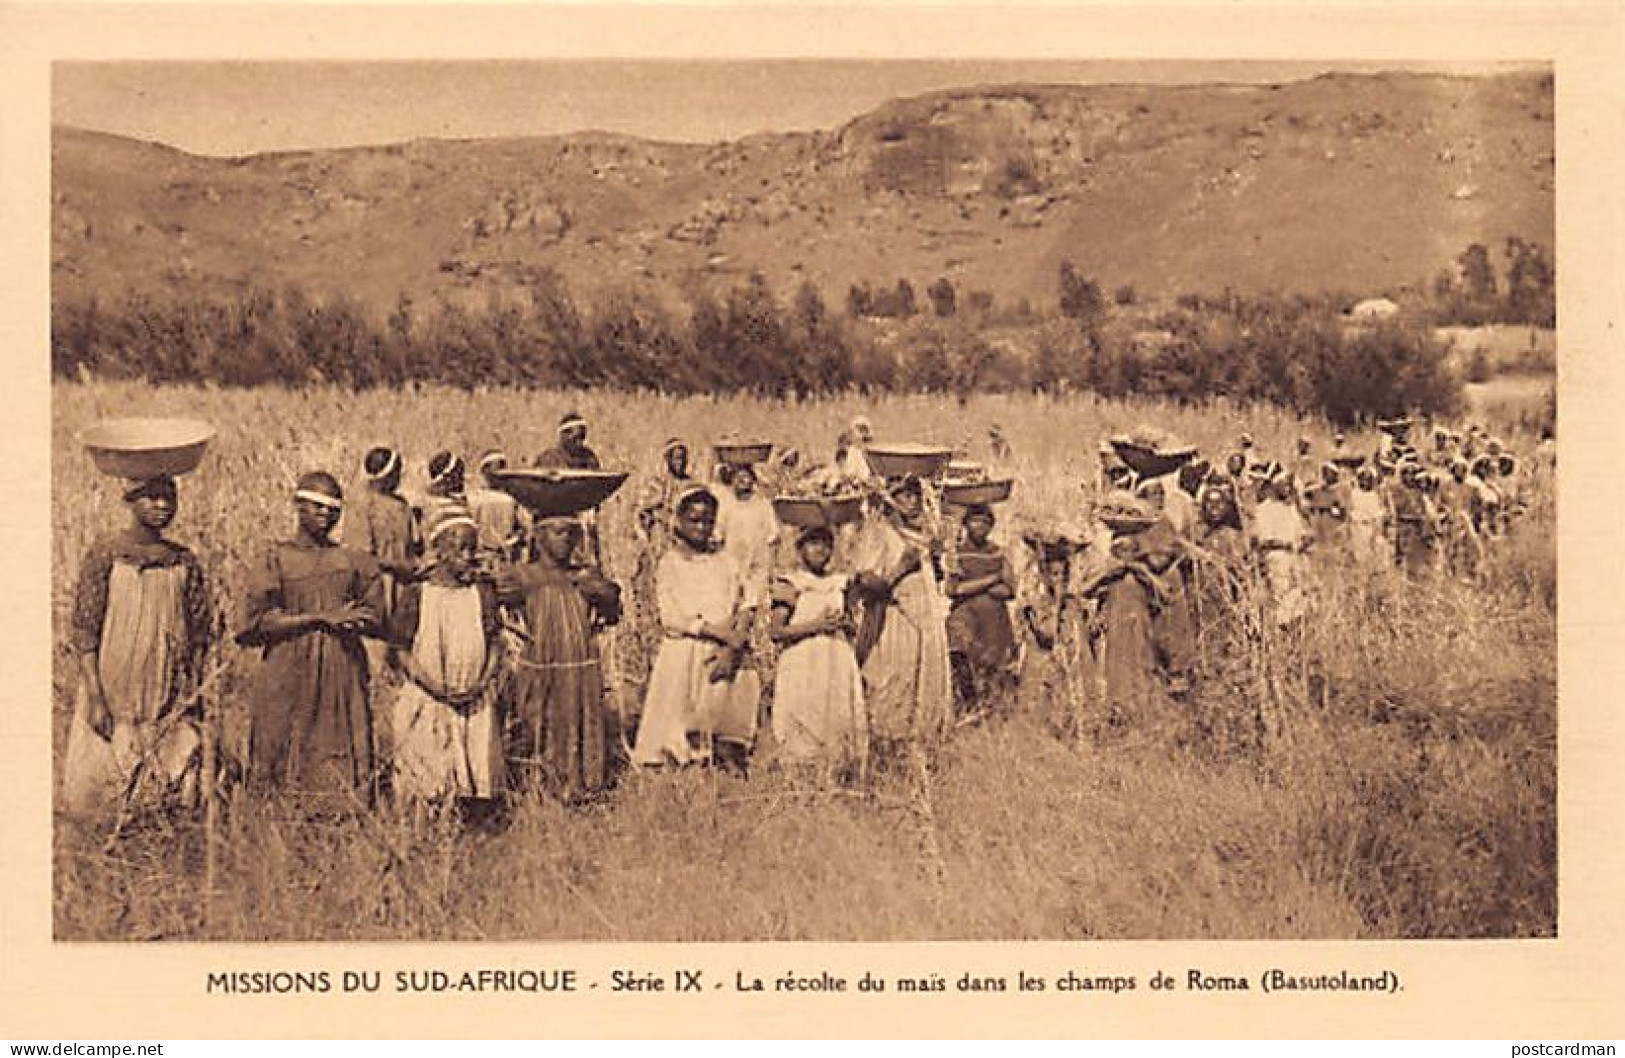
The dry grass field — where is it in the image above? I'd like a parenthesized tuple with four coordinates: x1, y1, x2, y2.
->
(51, 381, 1556, 941)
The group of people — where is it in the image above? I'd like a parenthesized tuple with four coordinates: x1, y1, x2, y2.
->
(59, 408, 1546, 825)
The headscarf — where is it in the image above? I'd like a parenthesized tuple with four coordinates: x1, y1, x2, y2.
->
(428, 451, 465, 491)
(885, 474, 923, 500)
(123, 474, 177, 504)
(660, 436, 689, 465)
(795, 524, 836, 548)
(363, 446, 401, 483)
(961, 502, 995, 525)
(673, 482, 717, 516)
(425, 504, 477, 547)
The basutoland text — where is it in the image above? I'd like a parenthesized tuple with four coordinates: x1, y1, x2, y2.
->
(202, 968, 1403, 996)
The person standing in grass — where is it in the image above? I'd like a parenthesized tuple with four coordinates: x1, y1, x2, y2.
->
(498, 513, 624, 802)
(1346, 464, 1390, 567)
(345, 446, 419, 679)
(944, 503, 1018, 709)
(1077, 493, 1178, 732)
(632, 484, 758, 770)
(768, 524, 867, 776)
(534, 414, 606, 567)
(62, 474, 215, 817)
(629, 437, 697, 686)
(238, 472, 385, 814)
(534, 411, 602, 471)
(388, 505, 505, 810)
(851, 475, 953, 756)
(422, 451, 468, 526)
(466, 449, 530, 561)
(714, 462, 780, 613)
(1250, 472, 1310, 629)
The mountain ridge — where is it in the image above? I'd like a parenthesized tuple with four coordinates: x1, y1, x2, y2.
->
(51, 70, 1553, 316)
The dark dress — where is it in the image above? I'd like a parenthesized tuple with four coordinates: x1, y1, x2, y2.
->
(238, 540, 384, 812)
(945, 546, 1018, 678)
(501, 560, 622, 800)
(534, 445, 603, 471)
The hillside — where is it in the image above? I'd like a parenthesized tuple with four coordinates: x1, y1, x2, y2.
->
(51, 71, 1554, 315)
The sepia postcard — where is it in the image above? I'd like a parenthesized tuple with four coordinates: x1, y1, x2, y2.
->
(1, 1, 1621, 1040)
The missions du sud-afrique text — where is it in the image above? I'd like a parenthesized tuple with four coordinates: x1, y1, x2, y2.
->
(205, 968, 1402, 996)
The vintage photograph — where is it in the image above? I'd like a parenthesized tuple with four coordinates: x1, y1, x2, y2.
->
(49, 58, 1556, 944)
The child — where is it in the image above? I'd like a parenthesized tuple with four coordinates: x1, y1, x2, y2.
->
(1250, 472, 1311, 628)
(62, 474, 214, 816)
(768, 524, 866, 777)
(421, 451, 468, 528)
(632, 484, 759, 769)
(465, 449, 530, 561)
(345, 445, 419, 681)
(498, 514, 623, 802)
(944, 503, 1018, 709)
(714, 461, 780, 612)
(389, 505, 505, 809)
(238, 472, 384, 814)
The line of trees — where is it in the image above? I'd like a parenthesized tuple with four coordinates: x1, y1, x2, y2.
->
(53, 268, 1463, 424)
(1432, 238, 1556, 327)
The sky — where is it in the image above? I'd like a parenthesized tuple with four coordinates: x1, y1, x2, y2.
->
(51, 59, 1536, 157)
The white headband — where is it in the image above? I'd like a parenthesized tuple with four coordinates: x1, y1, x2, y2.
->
(427, 514, 476, 544)
(294, 488, 342, 510)
(559, 417, 587, 435)
(478, 451, 507, 472)
(429, 455, 464, 485)
(365, 450, 401, 482)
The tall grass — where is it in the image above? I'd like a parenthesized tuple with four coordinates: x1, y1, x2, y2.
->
(51, 383, 1555, 941)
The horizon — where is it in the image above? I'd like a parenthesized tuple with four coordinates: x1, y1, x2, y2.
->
(52, 59, 1542, 158)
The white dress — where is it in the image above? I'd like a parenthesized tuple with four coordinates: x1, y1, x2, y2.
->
(771, 570, 867, 767)
(392, 582, 503, 799)
(1252, 499, 1309, 627)
(715, 494, 781, 609)
(632, 547, 760, 766)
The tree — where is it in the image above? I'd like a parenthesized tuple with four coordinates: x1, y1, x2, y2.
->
(1457, 243, 1497, 303)
(1503, 238, 1555, 327)
(845, 282, 872, 319)
(1058, 260, 1106, 324)
(894, 278, 918, 319)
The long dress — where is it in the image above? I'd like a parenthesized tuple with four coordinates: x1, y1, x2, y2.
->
(1346, 487, 1389, 567)
(505, 561, 621, 799)
(239, 540, 384, 813)
(851, 517, 953, 748)
(770, 570, 866, 767)
(632, 546, 759, 766)
(1087, 563, 1174, 730)
(945, 545, 1018, 691)
(1389, 484, 1434, 574)
(715, 493, 780, 610)
(389, 580, 504, 800)
(1016, 551, 1095, 731)
(342, 486, 418, 680)
(61, 532, 212, 815)
(628, 470, 695, 686)
(466, 486, 529, 559)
